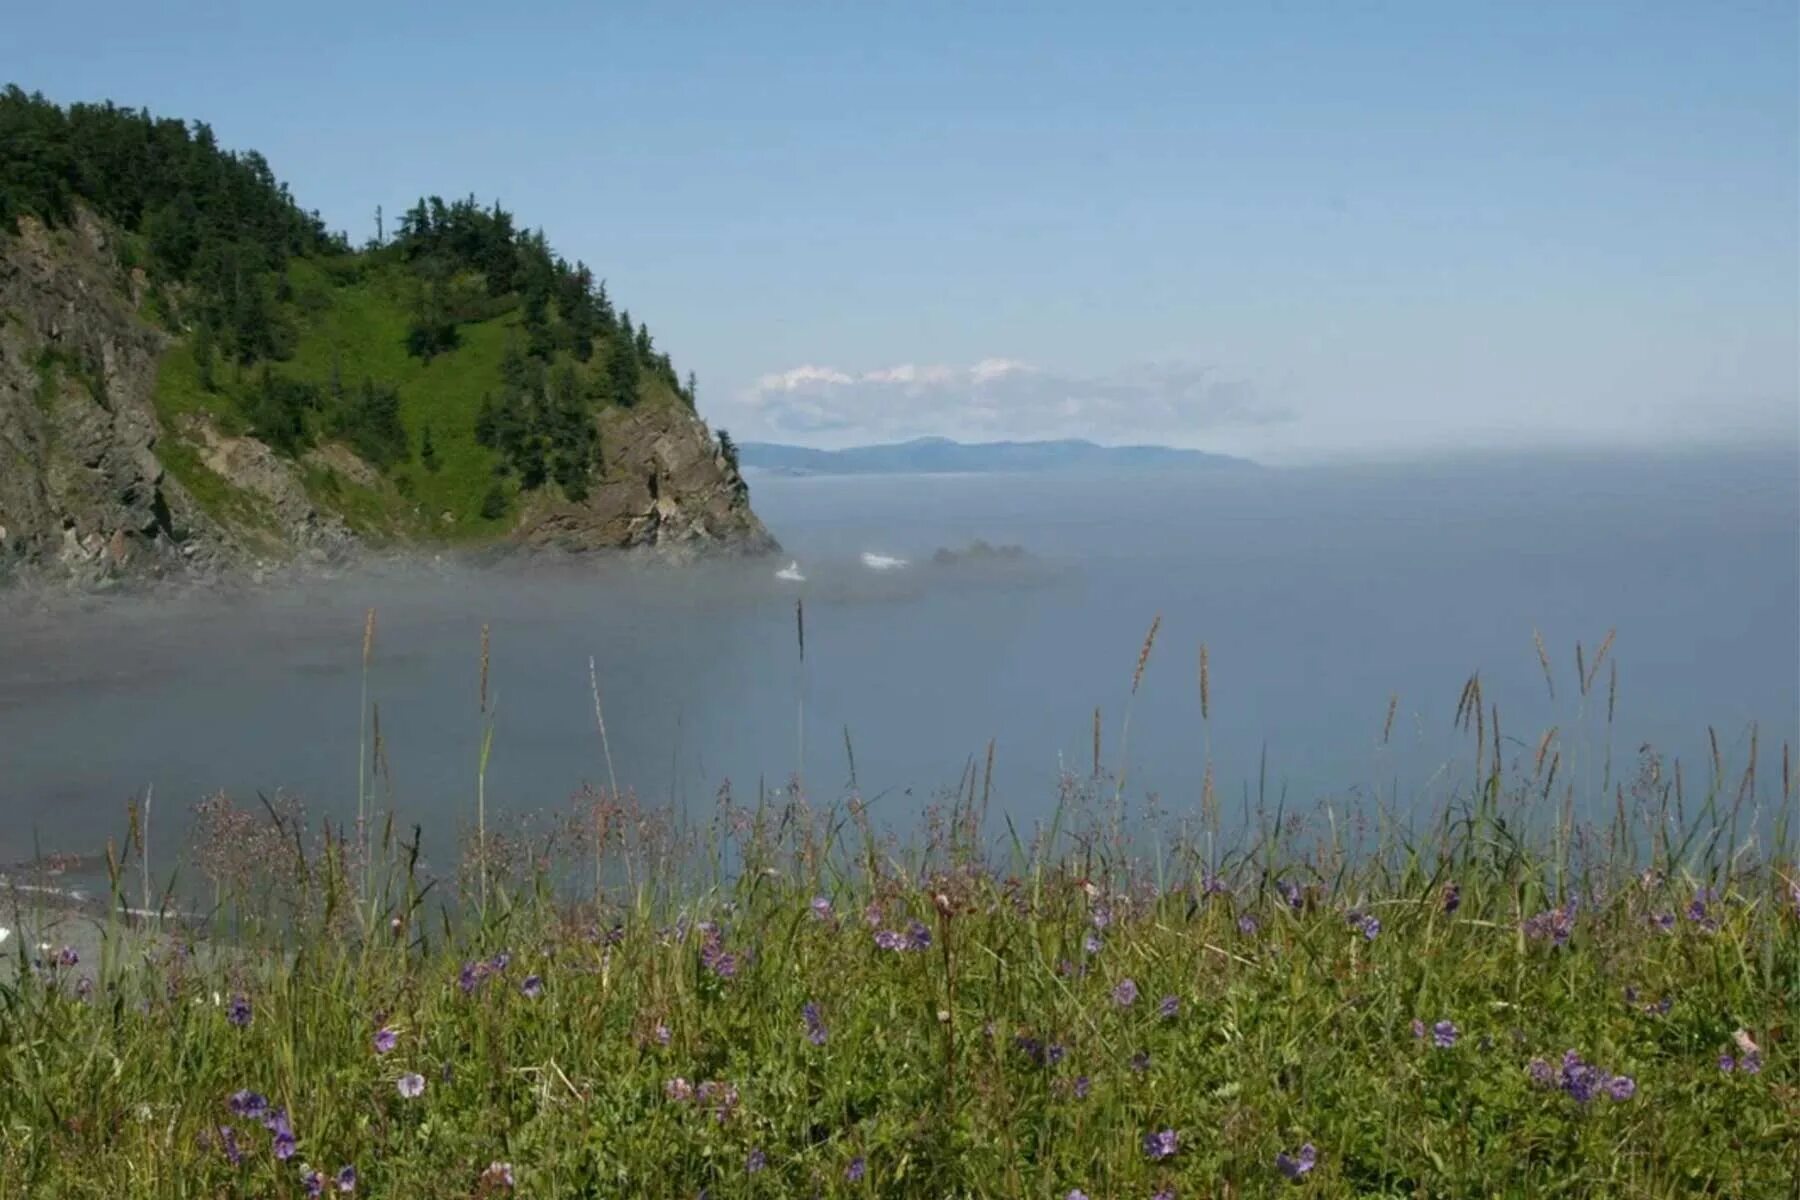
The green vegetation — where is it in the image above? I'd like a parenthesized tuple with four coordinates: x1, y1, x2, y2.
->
(2, 779, 1793, 1197)
(2, 86, 703, 542)
(0, 638, 1793, 1199)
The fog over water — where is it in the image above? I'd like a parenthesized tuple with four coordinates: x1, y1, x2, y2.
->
(1, 450, 1795, 869)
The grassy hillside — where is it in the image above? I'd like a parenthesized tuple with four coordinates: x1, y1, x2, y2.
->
(151, 248, 695, 544)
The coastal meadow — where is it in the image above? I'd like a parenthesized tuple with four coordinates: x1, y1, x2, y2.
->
(1, 628, 1795, 1198)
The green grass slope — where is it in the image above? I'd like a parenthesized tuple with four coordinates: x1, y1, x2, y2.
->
(151, 251, 688, 545)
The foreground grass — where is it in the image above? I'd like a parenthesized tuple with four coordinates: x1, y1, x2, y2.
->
(2, 768, 1794, 1200)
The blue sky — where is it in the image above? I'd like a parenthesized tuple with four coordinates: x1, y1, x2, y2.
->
(11, 2, 1796, 460)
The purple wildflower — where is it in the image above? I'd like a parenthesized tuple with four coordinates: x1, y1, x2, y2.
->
(1112, 977, 1140, 1008)
(490, 951, 511, 973)
(1558, 1050, 1608, 1103)
(302, 1168, 324, 1197)
(273, 1129, 297, 1161)
(1073, 1074, 1091, 1099)
(1091, 904, 1113, 930)
(373, 1027, 398, 1055)
(1522, 901, 1576, 946)
(1443, 882, 1461, 913)
(1432, 1020, 1459, 1049)
(1718, 1054, 1736, 1073)
(1158, 994, 1179, 1019)
(56, 946, 79, 968)
(1153, 1191, 1176, 1200)
(1528, 1057, 1555, 1087)
(1606, 1074, 1637, 1101)
(846, 1156, 866, 1182)
(1143, 1128, 1178, 1161)
(458, 961, 483, 994)
(904, 920, 932, 951)
(698, 928, 742, 979)
(810, 896, 833, 922)
(521, 974, 543, 999)
(1650, 912, 1676, 932)
(696, 1080, 740, 1121)
(1411, 1019, 1426, 1040)
(1046, 1043, 1067, 1066)
(1130, 1050, 1152, 1074)
(397, 1072, 425, 1099)
(873, 929, 906, 951)
(665, 1077, 694, 1102)
(336, 1165, 357, 1192)
(227, 1090, 268, 1119)
(226, 993, 252, 1028)
(1067, 1191, 1090, 1200)
(803, 1001, 828, 1046)
(218, 1125, 243, 1166)
(1276, 1143, 1317, 1182)
(654, 1022, 671, 1046)
(1741, 1051, 1763, 1075)
(1014, 1035, 1046, 1065)
(1237, 913, 1260, 936)
(746, 1148, 766, 1174)
(1279, 881, 1304, 910)
(1082, 930, 1103, 955)
(1686, 892, 1718, 932)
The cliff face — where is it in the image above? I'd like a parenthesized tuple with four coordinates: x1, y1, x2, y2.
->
(0, 212, 773, 586)
(518, 404, 776, 556)
(0, 210, 230, 584)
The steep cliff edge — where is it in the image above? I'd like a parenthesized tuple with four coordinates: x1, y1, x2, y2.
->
(0, 93, 773, 586)
(0, 210, 250, 584)
(518, 404, 773, 556)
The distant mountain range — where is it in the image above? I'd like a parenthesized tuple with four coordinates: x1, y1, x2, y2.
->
(737, 437, 1255, 475)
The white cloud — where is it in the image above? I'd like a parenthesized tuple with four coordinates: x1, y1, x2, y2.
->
(753, 364, 855, 392)
(726, 358, 1291, 447)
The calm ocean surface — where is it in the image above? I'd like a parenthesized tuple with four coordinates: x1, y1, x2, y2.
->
(1, 450, 1795, 866)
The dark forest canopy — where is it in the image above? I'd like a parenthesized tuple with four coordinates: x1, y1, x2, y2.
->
(0, 86, 697, 511)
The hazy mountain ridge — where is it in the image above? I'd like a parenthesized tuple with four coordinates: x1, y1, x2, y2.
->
(739, 436, 1256, 475)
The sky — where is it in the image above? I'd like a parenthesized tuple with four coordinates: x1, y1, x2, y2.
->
(9, 1, 1797, 462)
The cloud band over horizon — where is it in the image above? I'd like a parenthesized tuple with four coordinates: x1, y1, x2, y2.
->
(728, 358, 1291, 450)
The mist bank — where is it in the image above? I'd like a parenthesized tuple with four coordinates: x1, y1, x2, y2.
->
(0, 449, 1793, 873)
